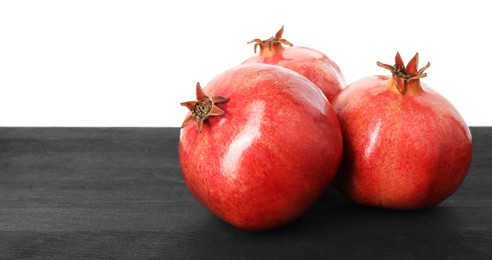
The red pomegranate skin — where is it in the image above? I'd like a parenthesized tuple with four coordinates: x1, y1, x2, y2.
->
(331, 57, 472, 210)
(242, 27, 345, 101)
(179, 63, 343, 231)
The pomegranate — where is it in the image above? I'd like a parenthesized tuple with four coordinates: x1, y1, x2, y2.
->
(242, 26, 346, 101)
(179, 63, 343, 231)
(331, 52, 472, 210)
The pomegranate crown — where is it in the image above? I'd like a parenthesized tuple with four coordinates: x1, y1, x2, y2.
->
(377, 52, 431, 94)
(247, 25, 293, 53)
(180, 83, 228, 133)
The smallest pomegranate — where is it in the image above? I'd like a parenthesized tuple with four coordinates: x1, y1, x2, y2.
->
(332, 52, 472, 210)
(242, 26, 346, 101)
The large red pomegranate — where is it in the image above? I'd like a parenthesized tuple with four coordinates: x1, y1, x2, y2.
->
(179, 63, 343, 231)
(242, 26, 345, 101)
(331, 52, 472, 210)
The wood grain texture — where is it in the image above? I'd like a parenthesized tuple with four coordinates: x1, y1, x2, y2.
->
(0, 127, 490, 259)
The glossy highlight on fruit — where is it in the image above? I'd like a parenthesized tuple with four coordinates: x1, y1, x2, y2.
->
(179, 63, 343, 231)
(242, 26, 345, 101)
(331, 52, 472, 210)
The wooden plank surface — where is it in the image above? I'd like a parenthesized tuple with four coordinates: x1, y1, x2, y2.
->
(0, 127, 490, 259)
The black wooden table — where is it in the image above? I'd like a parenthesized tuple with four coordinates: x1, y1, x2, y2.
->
(0, 127, 490, 259)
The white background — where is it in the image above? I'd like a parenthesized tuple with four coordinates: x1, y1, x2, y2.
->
(1, 0, 490, 127)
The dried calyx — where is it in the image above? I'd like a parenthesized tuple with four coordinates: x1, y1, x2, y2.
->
(181, 83, 228, 133)
(377, 52, 431, 95)
(247, 25, 293, 54)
